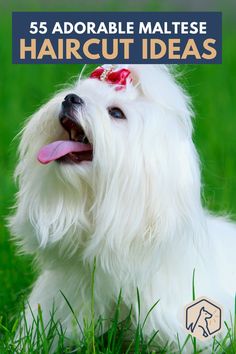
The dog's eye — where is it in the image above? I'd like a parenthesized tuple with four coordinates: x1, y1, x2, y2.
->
(108, 107, 126, 120)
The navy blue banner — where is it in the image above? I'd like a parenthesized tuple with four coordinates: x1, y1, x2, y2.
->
(12, 12, 222, 64)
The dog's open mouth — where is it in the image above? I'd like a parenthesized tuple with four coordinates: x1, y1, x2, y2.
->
(37, 114, 93, 165)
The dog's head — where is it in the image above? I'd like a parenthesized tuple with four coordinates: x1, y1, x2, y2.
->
(9, 65, 205, 263)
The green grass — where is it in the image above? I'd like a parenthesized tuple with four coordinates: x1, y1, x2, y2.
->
(1, 1, 236, 353)
(0, 272, 236, 353)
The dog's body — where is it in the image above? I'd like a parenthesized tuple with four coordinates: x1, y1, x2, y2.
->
(9, 65, 236, 351)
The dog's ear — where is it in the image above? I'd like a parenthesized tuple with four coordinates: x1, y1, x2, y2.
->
(125, 65, 206, 250)
(8, 104, 51, 253)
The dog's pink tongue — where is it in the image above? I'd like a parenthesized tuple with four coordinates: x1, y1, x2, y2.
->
(37, 140, 92, 164)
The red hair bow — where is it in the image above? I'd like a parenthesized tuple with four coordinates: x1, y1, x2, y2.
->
(90, 66, 131, 88)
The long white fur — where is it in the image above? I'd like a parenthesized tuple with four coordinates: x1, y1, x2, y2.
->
(9, 65, 236, 351)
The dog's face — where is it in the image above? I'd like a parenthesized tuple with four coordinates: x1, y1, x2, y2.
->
(36, 71, 142, 179)
(10, 65, 204, 264)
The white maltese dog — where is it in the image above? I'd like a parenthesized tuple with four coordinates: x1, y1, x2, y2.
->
(9, 65, 236, 351)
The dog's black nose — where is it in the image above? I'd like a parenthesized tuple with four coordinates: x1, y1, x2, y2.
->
(60, 93, 83, 127)
(63, 94, 84, 106)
